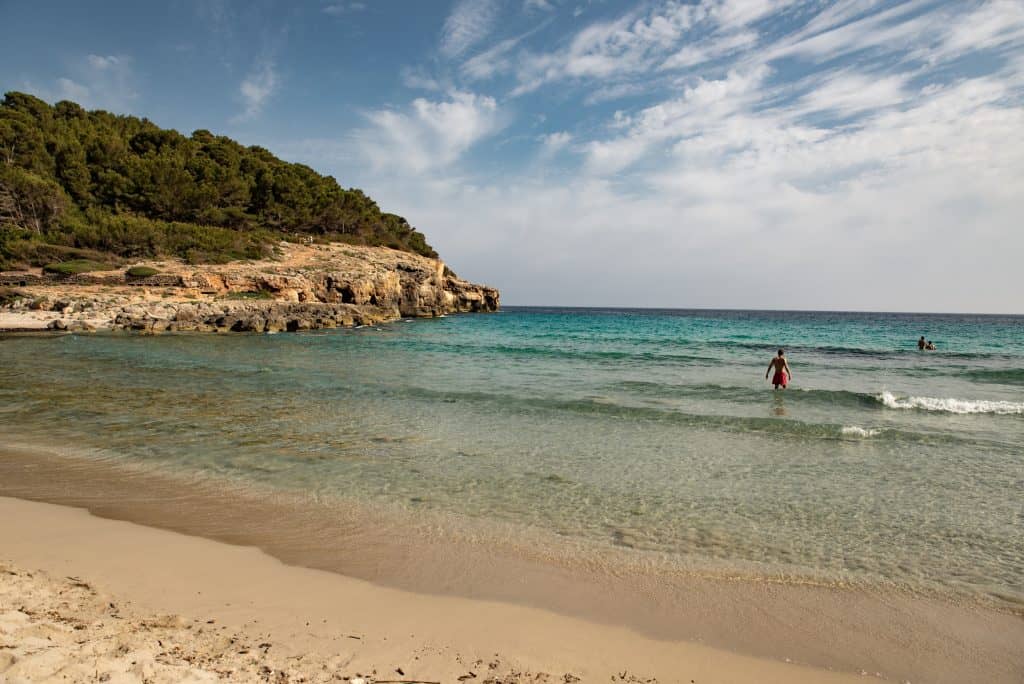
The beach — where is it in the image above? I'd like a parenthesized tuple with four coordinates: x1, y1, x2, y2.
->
(2, 308, 1023, 682)
(3, 0, 1023, 677)
(1, 447, 1022, 683)
(4, 0, 1021, 678)
(1, 496, 876, 684)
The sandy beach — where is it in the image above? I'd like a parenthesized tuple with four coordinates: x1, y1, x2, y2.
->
(4, 1, 1023, 680)
(0, 496, 878, 684)
(0, 442, 1021, 684)
(4, 312, 1024, 684)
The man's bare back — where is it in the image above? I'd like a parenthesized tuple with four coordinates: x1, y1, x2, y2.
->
(766, 350, 792, 389)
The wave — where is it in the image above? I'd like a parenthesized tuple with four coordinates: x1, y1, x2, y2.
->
(964, 368, 1024, 386)
(615, 381, 881, 410)
(840, 426, 882, 438)
(616, 381, 1024, 418)
(386, 385, 1001, 447)
(876, 391, 1024, 415)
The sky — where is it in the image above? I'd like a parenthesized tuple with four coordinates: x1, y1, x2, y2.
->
(1, 0, 1023, 312)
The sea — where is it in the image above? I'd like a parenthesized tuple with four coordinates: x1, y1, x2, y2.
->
(2, 307, 1022, 611)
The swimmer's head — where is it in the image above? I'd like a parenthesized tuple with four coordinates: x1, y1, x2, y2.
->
(778, 349, 784, 356)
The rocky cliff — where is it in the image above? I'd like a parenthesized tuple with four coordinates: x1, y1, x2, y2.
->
(0, 243, 499, 333)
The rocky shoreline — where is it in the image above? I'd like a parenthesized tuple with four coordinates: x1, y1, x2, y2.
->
(0, 242, 499, 333)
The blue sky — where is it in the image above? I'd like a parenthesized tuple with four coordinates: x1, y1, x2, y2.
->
(2, 0, 1023, 312)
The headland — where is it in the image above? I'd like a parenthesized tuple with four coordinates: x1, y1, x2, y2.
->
(0, 241, 499, 333)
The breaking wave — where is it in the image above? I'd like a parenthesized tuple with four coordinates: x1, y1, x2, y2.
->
(877, 391, 1024, 415)
(840, 426, 882, 438)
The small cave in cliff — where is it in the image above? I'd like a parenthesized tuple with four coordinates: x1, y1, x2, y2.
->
(339, 286, 356, 304)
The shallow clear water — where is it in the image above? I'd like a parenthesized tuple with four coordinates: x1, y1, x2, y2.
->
(2, 308, 1022, 605)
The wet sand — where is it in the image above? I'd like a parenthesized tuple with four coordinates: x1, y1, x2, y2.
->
(1, 445, 1022, 683)
(2, 496, 869, 683)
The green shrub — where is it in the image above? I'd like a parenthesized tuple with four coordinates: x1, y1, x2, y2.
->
(43, 259, 116, 275)
(223, 290, 274, 300)
(126, 266, 159, 277)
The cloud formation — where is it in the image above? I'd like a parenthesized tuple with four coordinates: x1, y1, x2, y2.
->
(340, 0, 1024, 311)
(234, 59, 279, 121)
(31, 54, 138, 112)
(505, 0, 781, 95)
(441, 0, 504, 58)
(356, 90, 504, 173)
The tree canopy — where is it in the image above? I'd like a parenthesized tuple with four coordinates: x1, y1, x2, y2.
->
(0, 92, 437, 269)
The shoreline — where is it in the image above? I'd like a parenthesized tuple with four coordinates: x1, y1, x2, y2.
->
(2, 444, 1022, 683)
(1, 496, 869, 684)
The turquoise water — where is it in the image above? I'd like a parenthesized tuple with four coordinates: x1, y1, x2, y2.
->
(2, 308, 1022, 605)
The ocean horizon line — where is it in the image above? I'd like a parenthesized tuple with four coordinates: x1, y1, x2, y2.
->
(499, 304, 1024, 318)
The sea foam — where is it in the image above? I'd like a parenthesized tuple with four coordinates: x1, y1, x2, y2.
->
(877, 391, 1024, 415)
(841, 426, 881, 438)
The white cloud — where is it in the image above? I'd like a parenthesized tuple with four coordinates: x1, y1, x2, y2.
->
(29, 54, 137, 112)
(511, 6, 686, 93)
(659, 29, 758, 70)
(401, 67, 443, 91)
(55, 78, 91, 103)
(712, 0, 794, 28)
(323, 2, 367, 15)
(356, 91, 504, 173)
(357, 72, 1023, 311)
(937, 0, 1024, 60)
(583, 81, 651, 104)
(795, 0, 888, 38)
(539, 131, 572, 154)
(507, 0, 779, 94)
(85, 55, 121, 70)
(441, 0, 503, 58)
(583, 66, 771, 174)
(235, 60, 279, 122)
(760, 1, 1024, 77)
(765, 0, 941, 63)
(795, 71, 909, 117)
(462, 33, 526, 81)
(505, 0, 1024, 99)
(460, 21, 551, 82)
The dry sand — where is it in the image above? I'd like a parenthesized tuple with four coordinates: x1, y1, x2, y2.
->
(0, 311, 53, 330)
(0, 496, 873, 684)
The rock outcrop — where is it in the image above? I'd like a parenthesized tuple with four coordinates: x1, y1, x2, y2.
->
(0, 243, 499, 333)
(105, 301, 393, 334)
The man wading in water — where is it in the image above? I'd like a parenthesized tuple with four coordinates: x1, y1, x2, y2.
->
(766, 349, 792, 390)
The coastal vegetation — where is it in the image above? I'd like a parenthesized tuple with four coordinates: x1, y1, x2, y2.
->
(0, 92, 437, 270)
(125, 266, 159, 278)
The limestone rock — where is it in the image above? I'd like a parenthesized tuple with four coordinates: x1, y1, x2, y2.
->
(1, 242, 499, 333)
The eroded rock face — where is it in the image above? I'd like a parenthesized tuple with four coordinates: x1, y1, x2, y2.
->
(112, 301, 393, 334)
(180, 245, 499, 318)
(1, 243, 499, 333)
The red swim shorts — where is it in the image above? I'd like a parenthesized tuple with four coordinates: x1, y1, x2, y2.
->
(772, 371, 788, 387)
